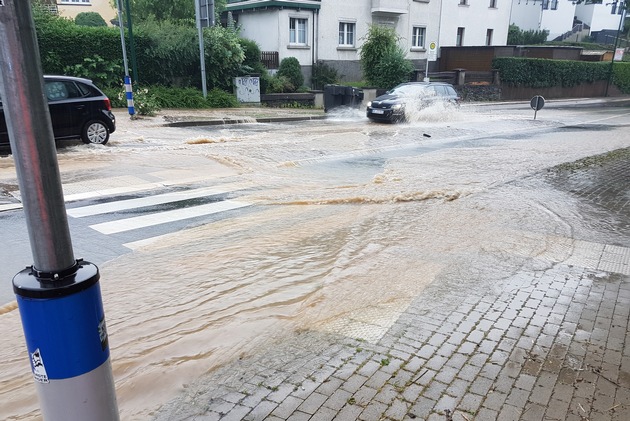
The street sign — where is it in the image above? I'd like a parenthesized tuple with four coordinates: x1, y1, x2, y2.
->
(530, 95, 545, 120)
(614, 48, 624, 62)
(427, 41, 437, 62)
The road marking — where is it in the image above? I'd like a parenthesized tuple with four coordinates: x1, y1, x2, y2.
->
(0, 203, 22, 212)
(89, 200, 250, 234)
(67, 186, 238, 218)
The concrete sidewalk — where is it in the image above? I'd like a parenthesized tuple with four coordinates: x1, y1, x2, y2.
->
(150, 141, 630, 419)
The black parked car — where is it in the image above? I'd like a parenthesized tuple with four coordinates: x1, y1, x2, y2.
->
(0, 75, 116, 150)
(366, 82, 460, 123)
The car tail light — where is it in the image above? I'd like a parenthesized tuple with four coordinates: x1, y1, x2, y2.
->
(103, 97, 112, 111)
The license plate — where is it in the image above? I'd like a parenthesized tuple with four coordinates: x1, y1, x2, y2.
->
(371, 109, 384, 114)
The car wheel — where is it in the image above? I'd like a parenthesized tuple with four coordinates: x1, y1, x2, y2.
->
(81, 120, 110, 145)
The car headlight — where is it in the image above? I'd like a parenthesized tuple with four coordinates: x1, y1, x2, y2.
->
(366, 101, 372, 107)
(392, 104, 402, 110)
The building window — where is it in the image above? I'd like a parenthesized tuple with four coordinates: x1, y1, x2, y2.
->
(459, 0, 468, 5)
(486, 29, 493, 46)
(551, 0, 558, 10)
(339, 22, 355, 47)
(60, 0, 90, 3)
(489, 0, 497, 7)
(542, 0, 549, 10)
(412, 26, 426, 48)
(456, 27, 465, 46)
(289, 17, 307, 45)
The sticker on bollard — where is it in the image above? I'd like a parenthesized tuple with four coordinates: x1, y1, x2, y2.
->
(13, 260, 109, 381)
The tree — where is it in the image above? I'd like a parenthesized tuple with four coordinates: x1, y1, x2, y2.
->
(360, 25, 413, 89)
(110, 0, 228, 25)
(204, 25, 245, 90)
(75, 12, 107, 27)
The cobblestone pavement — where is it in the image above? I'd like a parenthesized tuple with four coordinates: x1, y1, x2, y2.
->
(152, 147, 630, 421)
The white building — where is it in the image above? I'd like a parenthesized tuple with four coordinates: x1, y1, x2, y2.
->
(575, 1, 626, 44)
(56, 0, 117, 25)
(226, 0, 512, 83)
(510, 0, 626, 43)
(509, 0, 575, 41)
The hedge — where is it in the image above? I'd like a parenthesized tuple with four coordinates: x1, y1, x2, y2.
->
(492, 57, 611, 88)
(613, 62, 630, 94)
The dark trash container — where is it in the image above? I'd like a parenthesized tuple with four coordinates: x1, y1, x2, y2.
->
(324, 84, 364, 112)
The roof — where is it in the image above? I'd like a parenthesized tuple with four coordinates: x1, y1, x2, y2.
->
(226, 0, 321, 12)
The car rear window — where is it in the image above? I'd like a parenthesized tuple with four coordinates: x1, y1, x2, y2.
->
(75, 82, 93, 97)
(45, 81, 84, 101)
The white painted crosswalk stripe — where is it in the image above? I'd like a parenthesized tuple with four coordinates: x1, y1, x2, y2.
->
(89, 200, 250, 234)
(67, 186, 235, 218)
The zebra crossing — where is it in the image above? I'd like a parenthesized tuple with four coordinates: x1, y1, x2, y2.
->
(64, 181, 253, 250)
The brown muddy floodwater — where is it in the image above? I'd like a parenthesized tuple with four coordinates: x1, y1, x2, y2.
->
(1, 104, 629, 419)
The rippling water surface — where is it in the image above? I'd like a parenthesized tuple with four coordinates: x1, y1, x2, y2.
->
(1, 105, 629, 419)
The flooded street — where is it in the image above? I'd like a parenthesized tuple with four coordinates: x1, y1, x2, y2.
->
(1, 102, 629, 420)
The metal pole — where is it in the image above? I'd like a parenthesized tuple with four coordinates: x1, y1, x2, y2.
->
(196, 0, 208, 98)
(124, 0, 138, 83)
(0, 2, 119, 419)
(605, 4, 625, 97)
(116, 0, 135, 116)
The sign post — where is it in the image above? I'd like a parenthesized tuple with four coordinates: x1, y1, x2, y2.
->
(530, 95, 545, 120)
(425, 41, 437, 82)
(0, 1, 119, 419)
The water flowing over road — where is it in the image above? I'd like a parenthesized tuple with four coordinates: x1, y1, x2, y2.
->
(1, 102, 629, 419)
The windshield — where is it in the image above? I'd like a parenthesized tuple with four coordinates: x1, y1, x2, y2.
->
(389, 84, 433, 97)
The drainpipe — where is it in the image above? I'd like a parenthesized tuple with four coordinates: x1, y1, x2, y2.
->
(436, 0, 444, 73)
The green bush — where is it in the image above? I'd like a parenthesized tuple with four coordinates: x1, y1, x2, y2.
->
(135, 19, 200, 87)
(63, 55, 122, 88)
(265, 75, 294, 93)
(492, 57, 610, 88)
(149, 86, 212, 108)
(75, 12, 107, 27)
(369, 48, 414, 90)
(204, 26, 245, 91)
(311, 61, 339, 90)
(277, 57, 304, 92)
(101, 86, 126, 108)
(238, 38, 266, 75)
(360, 25, 413, 88)
(206, 88, 239, 108)
(613, 62, 630, 93)
(507, 24, 549, 45)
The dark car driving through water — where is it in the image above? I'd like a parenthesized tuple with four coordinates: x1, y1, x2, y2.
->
(366, 82, 460, 123)
(0, 75, 116, 151)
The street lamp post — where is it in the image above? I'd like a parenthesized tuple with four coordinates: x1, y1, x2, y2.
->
(605, 1, 626, 96)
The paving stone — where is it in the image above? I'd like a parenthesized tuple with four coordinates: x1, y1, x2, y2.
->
(297, 392, 327, 415)
(244, 400, 277, 421)
(358, 401, 388, 421)
(322, 388, 352, 411)
(271, 396, 304, 419)
(384, 398, 409, 421)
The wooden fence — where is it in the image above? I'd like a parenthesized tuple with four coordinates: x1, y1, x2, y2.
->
(261, 51, 279, 69)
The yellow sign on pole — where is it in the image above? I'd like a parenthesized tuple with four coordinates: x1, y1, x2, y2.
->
(428, 41, 437, 62)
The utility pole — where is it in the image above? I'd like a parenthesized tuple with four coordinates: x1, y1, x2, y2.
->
(196, 0, 215, 98)
(124, 0, 138, 83)
(606, 1, 626, 96)
(0, 1, 119, 419)
(116, 0, 135, 116)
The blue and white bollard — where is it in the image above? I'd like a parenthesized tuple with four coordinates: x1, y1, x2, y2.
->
(13, 260, 119, 421)
(124, 75, 135, 116)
